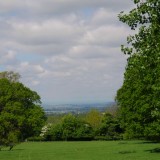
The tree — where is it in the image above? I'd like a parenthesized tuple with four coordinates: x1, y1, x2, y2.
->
(116, 0, 160, 140)
(61, 114, 77, 140)
(51, 114, 94, 141)
(98, 113, 123, 140)
(47, 124, 63, 141)
(0, 75, 46, 150)
(0, 71, 20, 82)
(85, 109, 102, 132)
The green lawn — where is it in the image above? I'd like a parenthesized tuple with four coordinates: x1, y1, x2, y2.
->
(0, 141, 160, 160)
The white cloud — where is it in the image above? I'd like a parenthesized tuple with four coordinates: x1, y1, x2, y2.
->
(10, 19, 83, 45)
(0, 50, 17, 65)
(0, 0, 134, 103)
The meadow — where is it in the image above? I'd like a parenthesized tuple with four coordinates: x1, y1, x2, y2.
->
(0, 141, 160, 160)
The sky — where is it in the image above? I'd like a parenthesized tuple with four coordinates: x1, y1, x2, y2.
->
(0, 0, 135, 104)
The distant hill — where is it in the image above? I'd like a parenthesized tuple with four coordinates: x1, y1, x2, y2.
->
(42, 102, 116, 114)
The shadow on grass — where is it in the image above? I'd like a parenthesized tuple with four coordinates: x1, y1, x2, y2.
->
(0, 149, 24, 152)
(142, 141, 158, 144)
(134, 141, 159, 145)
(146, 148, 160, 153)
(118, 150, 136, 154)
(118, 142, 128, 145)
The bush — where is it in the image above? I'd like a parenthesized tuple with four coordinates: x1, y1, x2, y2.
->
(97, 113, 123, 140)
(27, 136, 44, 142)
(43, 114, 94, 141)
(45, 124, 63, 141)
(95, 134, 123, 141)
(61, 114, 94, 141)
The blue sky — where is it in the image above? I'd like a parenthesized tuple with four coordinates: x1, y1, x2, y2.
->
(0, 0, 134, 104)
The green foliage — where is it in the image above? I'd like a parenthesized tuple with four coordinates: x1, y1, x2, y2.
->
(45, 124, 63, 141)
(61, 114, 78, 140)
(116, 0, 160, 140)
(27, 136, 44, 142)
(98, 113, 123, 140)
(61, 114, 94, 141)
(0, 76, 46, 150)
(85, 109, 102, 131)
(105, 105, 119, 116)
(43, 110, 124, 141)
(44, 114, 94, 141)
(47, 114, 64, 124)
(0, 71, 20, 82)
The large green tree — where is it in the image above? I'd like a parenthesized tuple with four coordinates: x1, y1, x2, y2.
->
(116, 0, 160, 140)
(0, 73, 46, 150)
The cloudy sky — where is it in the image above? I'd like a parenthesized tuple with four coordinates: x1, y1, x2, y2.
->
(0, 0, 135, 104)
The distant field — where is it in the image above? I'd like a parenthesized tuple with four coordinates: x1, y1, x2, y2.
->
(0, 141, 160, 160)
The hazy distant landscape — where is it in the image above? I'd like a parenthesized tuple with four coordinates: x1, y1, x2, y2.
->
(43, 102, 115, 114)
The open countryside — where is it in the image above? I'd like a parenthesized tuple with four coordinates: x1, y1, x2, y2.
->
(0, 0, 160, 160)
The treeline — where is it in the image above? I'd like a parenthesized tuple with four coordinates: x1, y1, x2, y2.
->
(28, 107, 123, 141)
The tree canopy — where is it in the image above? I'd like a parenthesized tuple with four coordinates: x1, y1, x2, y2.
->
(116, 0, 160, 140)
(0, 73, 46, 150)
(0, 71, 20, 82)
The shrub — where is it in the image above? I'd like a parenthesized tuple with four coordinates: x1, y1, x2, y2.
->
(45, 124, 63, 141)
(27, 136, 44, 142)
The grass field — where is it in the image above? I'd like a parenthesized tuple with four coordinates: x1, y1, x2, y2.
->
(0, 141, 160, 160)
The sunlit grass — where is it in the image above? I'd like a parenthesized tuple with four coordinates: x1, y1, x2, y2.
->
(0, 141, 160, 160)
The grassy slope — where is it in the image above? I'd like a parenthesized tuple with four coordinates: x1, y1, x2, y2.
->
(0, 141, 160, 160)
